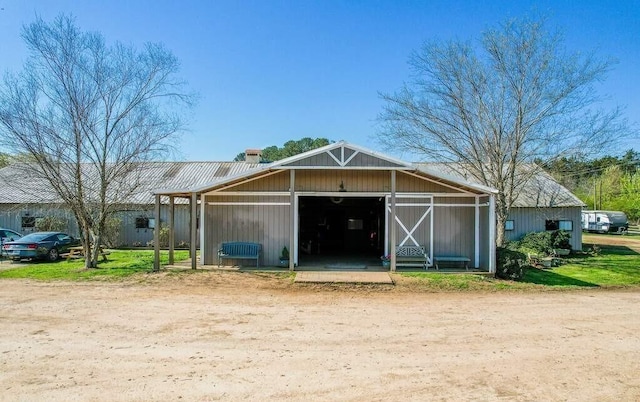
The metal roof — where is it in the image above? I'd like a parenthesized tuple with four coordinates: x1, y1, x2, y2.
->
(0, 162, 262, 205)
(0, 156, 582, 208)
(415, 163, 585, 208)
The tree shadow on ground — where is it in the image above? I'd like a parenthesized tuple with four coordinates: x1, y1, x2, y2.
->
(522, 268, 599, 287)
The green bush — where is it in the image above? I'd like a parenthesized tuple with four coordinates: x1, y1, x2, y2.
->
(158, 225, 170, 247)
(35, 216, 67, 232)
(517, 230, 572, 255)
(101, 217, 121, 248)
(496, 247, 528, 281)
(550, 230, 572, 250)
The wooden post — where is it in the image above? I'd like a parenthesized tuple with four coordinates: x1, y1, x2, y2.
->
(289, 170, 295, 271)
(190, 192, 197, 270)
(153, 193, 161, 271)
(474, 195, 480, 269)
(488, 194, 496, 274)
(169, 195, 175, 265)
(390, 170, 397, 272)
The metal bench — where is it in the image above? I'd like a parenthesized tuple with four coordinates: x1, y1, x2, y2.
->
(434, 256, 471, 270)
(395, 245, 430, 270)
(218, 242, 261, 267)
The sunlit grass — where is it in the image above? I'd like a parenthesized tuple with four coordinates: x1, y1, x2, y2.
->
(400, 240, 640, 290)
(0, 250, 190, 280)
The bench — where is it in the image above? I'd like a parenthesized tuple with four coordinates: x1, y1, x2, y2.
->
(434, 256, 471, 270)
(395, 245, 430, 270)
(218, 242, 261, 267)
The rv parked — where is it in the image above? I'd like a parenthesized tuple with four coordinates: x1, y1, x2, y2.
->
(581, 210, 629, 233)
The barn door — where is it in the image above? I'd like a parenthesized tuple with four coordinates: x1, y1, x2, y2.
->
(385, 195, 433, 267)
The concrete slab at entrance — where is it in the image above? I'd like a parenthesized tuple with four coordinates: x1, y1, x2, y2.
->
(294, 271, 394, 284)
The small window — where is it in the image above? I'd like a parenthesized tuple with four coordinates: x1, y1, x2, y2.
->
(558, 220, 573, 231)
(135, 217, 150, 229)
(545, 220, 559, 231)
(21, 216, 36, 228)
(347, 219, 363, 230)
(546, 220, 572, 231)
(504, 220, 514, 231)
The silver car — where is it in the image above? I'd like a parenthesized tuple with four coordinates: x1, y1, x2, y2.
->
(0, 228, 22, 258)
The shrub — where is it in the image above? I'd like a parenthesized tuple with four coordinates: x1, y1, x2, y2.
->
(496, 247, 528, 281)
(101, 217, 121, 248)
(280, 246, 289, 260)
(518, 230, 572, 255)
(158, 225, 170, 248)
(35, 216, 67, 232)
(550, 230, 572, 250)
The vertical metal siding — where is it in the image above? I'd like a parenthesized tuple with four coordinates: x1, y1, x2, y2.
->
(432, 205, 476, 260)
(204, 195, 290, 266)
(506, 207, 582, 250)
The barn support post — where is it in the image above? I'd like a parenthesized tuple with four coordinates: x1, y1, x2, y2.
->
(200, 194, 205, 265)
(289, 170, 295, 271)
(153, 193, 161, 271)
(390, 170, 397, 272)
(474, 196, 480, 269)
(169, 195, 175, 265)
(488, 194, 496, 274)
(190, 192, 197, 270)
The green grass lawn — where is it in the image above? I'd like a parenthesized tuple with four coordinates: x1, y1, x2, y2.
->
(521, 243, 640, 287)
(0, 250, 190, 280)
(400, 241, 640, 290)
(1, 239, 639, 290)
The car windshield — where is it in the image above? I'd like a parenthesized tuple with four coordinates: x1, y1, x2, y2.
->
(17, 233, 52, 242)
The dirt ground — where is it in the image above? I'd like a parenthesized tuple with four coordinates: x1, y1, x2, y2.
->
(1, 272, 639, 402)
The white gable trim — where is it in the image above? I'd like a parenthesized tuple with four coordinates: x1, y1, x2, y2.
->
(272, 141, 413, 169)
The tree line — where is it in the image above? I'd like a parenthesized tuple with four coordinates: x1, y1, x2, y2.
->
(540, 150, 640, 223)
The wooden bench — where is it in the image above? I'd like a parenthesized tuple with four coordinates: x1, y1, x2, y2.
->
(218, 242, 261, 267)
(395, 245, 430, 270)
(434, 256, 471, 270)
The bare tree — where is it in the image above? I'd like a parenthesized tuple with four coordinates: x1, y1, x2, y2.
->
(378, 15, 631, 245)
(0, 15, 194, 267)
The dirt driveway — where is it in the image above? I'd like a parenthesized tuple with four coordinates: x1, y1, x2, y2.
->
(1, 274, 639, 401)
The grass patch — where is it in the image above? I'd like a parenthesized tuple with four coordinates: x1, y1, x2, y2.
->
(521, 244, 640, 287)
(399, 240, 640, 291)
(0, 250, 190, 281)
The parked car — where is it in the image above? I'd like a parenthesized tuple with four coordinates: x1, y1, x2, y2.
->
(0, 228, 23, 258)
(0, 228, 22, 244)
(2, 231, 79, 261)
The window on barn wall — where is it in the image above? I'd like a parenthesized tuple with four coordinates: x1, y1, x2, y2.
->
(504, 220, 514, 231)
(558, 220, 573, 231)
(545, 220, 573, 231)
(21, 216, 36, 229)
(135, 217, 150, 229)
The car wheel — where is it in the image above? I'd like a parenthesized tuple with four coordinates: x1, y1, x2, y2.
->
(48, 248, 59, 261)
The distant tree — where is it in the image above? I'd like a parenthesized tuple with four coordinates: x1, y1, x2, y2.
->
(0, 153, 7, 169)
(0, 15, 195, 268)
(378, 15, 632, 245)
(234, 137, 332, 162)
(540, 149, 640, 217)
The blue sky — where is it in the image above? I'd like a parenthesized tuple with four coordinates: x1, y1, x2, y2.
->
(1, 0, 638, 161)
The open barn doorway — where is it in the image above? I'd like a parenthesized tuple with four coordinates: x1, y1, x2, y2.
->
(297, 196, 384, 269)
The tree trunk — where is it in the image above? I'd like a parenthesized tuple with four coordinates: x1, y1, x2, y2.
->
(496, 216, 507, 247)
(91, 233, 101, 267)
